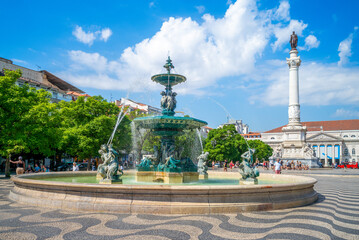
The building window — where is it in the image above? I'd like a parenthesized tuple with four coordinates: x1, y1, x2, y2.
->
(351, 135, 356, 138)
(352, 148, 356, 155)
(271, 137, 275, 140)
(344, 148, 349, 156)
(343, 135, 348, 138)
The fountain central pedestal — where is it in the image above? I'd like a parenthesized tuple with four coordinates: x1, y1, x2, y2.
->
(134, 57, 207, 183)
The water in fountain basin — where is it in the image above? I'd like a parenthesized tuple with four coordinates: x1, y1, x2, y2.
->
(37, 174, 284, 185)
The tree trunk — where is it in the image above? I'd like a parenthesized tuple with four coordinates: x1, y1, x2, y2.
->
(5, 157, 10, 178)
(87, 157, 92, 171)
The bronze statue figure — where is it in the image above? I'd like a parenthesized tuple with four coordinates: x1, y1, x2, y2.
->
(290, 31, 298, 50)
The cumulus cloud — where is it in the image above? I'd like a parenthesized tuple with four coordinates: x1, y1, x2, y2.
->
(72, 26, 96, 46)
(100, 28, 112, 42)
(72, 25, 113, 45)
(274, 1, 290, 21)
(64, 0, 358, 108)
(271, 20, 307, 52)
(298, 34, 320, 51)
(251, 61, 359, 106)
(65, 0, 276, 93)
(338, 28, 357, 66)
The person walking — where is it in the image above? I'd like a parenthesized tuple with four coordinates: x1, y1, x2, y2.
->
(72, 162, 79, 171)
(10, 156, 25, 175)
(274, 159, 282, 174)
(229, 161, 234, 170)
(223, 160, 228, 172)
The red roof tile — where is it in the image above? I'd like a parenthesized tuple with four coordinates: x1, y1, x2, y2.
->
(265, 119, 359, 133)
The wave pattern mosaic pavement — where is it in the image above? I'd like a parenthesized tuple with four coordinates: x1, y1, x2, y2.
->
(0, 175, 359, 240)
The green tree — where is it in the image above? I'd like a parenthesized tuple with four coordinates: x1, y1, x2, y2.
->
(247, 139, 273, 162)
(204, 125, 243, 162)
(204, 125, 273, 163)
(0, 70, 54, 176)
(58, 96, 132, 161)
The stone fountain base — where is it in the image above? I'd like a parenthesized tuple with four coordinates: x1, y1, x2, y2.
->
(9, 171, 318, 214)
(136, 171, 199, 184)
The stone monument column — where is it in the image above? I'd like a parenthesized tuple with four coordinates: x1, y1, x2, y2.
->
(280, 31, 319, 168)
(286, 49, 301, 126)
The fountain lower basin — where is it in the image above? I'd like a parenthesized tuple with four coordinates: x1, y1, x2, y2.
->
(10, 171, 318, 214)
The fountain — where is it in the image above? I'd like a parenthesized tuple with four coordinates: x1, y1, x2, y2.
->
(134, 57, 207, 183)
(9, 57, 318, 215)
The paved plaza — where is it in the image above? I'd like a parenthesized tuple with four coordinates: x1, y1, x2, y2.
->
(0, 170, 359, 240)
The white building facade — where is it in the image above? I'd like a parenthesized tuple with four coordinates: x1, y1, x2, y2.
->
(262, 120, 359, 166)
(114, 98, 161, 115)
(219, 119, 249, 134)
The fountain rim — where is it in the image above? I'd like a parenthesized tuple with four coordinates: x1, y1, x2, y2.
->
(11, 171, 317, 192)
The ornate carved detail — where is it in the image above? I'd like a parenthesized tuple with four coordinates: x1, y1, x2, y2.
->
(286, 57, 301, 68)
(303, 144, 315, 159)
(288, 105, 300, 123)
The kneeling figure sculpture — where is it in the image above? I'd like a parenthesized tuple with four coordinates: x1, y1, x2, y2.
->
(97, 144, 122, 184)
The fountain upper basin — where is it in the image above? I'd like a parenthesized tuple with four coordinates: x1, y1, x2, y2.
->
(133, 115, 207, 136)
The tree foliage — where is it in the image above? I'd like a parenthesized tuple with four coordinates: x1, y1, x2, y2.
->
(0, 70, 132, 166)
(0, 70, 54, 156)
(58, 96, 132, 160)
(204, 125, 272, 162)
(204, 125, 243, 162)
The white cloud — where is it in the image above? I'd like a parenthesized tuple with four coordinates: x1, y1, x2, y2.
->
(65, 0, 358, 108)
(334, 109, 359, 118)
(303, 35, 320, 49)
(72, 26, 96, 46)
(65, 0, 276, 93)
(149, 2, 155, 8)
(274, 1, 290, 21)
(251, 61, 359, 106)
(69, 50, 108, 72)
(298, 34, 320, 51)
(338, 32, 355, 66)
(72, 25, 113, 45)
(100, 28, 112, 42)
(195, 5, 205, 14)
(271, 20, 307, 52)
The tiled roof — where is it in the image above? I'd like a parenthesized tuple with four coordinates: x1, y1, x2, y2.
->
(42, 70, 84, 93)
(242, 132, 261, 136)
(265, 119, 359, 133)
(67, 91, 91, 97)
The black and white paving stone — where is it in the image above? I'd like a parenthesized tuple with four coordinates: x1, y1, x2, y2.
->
(0, 170, 359, 240)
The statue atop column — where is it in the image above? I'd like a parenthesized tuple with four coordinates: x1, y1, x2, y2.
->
(290, 31, 298, 50)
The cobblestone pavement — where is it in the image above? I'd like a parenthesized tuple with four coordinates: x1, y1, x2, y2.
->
(0, 171, 359, 240)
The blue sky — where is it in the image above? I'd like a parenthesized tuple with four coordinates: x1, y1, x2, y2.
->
(1, 0, 359, 131)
